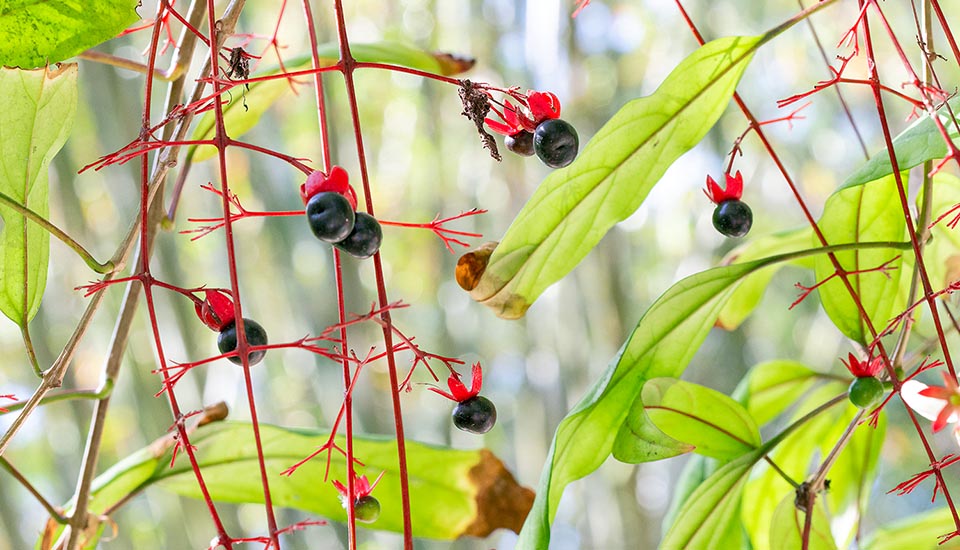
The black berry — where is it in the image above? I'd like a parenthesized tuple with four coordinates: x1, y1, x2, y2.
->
(505, 131, 535, 157)
(452, 395, 497, 434)
(533, 119, 579, 168)
(334, 212, 383, 259)
(354, 495, 381, 523)
(306, 192, 355, 243)
(712, 200, 753, 238)
(848, 376, 884, 409)
(217, 318, 268, 366)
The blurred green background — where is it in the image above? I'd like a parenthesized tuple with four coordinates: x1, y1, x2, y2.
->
(1, 0, 959, 548)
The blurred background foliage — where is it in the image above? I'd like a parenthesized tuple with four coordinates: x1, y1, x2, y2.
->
(1, 0, 959, 548)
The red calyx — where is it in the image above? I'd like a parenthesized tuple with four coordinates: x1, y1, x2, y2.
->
(428, 362, 485, 403)
(841, 352, 884, 378)
(195, 289, 236, 331)
(300, 166, 359, 210)
(333, 471, 384, 499)
(703, 171, 744, 204)
(484, 91, 563, 136)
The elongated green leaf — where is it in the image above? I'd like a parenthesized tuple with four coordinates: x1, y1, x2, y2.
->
(717, 227, 812, 330)
(742, 383, 847, 550)
(843, 97, 960, 189)
(518, 244, 832, 548)
(814, 173, 906, 344)
(641, 378, 760, 460)
(769, 493, 836, 550)
(660, 448, 761, 549)
(0, 1, 139, 68)
(0, 64, 77, 326)
(68, 422, 532, 542)
(863, 507, 960, 550)
(191, 42, 473, 162)
(612, 393, 695, 463)
(918, 173, 960, 291)
(468, 35, 761, 319)
(741, 360, 820, 425)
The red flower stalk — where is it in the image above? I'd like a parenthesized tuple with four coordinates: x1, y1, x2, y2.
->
(300, 165, 358, 210)
(0, 394, 15, 413)
(428, 362, 484, 403)
(195, 289, 236, 332)
(841, 352, 883, 378)
(703, 171, 744, 204)
(484, 90, 561, 137)
(333, 471, 384, 502)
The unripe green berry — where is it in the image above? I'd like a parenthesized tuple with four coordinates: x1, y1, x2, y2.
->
(848, 376, 884, 408)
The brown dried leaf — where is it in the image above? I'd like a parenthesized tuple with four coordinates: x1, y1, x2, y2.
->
(456, 241, 499, 291)
(459, 80, 501, 162)
(462, 450, 535, 537)
(433, 51, 476, 76)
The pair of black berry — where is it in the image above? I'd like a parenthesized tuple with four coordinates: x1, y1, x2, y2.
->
(217, 318, 268, 366)
(306, 192, 383, 259)
(506, 119, 579, 169)
(712, 200, 752, 238)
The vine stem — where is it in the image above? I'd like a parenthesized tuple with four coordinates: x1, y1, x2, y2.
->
(203, 0, 281, 546)
(0, 191, 113, 273)
(0, 456, 67, 524)
(331, 1, 414, 546)
(300, 0, 359, 545)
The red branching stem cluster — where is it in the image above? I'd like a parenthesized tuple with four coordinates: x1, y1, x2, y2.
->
(0, 394, 14, 414)
(725, 102, 810, 174)
(216, 520, 327, 550)
(789, 256, 900, 310)
(889, 453, 960, 500)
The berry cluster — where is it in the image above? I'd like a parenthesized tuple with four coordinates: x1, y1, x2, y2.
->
(486, 90, 580, 168)
(301, 166, 383, 259)
(703, 171, 752, 238)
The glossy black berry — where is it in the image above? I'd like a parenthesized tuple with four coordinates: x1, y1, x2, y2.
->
(712, 200, 753, 238)
(334, 212, 383, 259)
(505, 131, 535, 157)
(217, 318, 268, 366)
(306, 192, 355, 243)
(848, 376, 884, 409)
(452, 395, 497, 434)
(354, 495, 381, 523)
(533, 119, 579, 168)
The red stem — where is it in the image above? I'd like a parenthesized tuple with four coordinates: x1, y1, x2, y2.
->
(204, 0, 281, 547)
(331, 1, 415, 546)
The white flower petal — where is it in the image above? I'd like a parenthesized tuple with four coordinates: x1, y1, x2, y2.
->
(900, 379, 960, 424)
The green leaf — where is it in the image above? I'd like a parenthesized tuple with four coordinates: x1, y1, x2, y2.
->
(717, 227, 812, 330)
(66, 422, 532, 542)
(0, 1, 139, 69)
(741, 383, 846, 550)
(190, 42, 473, 162)
(641, 378, 761, 460)
(659, 448, 761, 549)
(863, 507, 960, 550)
(0, 64, 77, 327)
(814, 173, 906, 344)
(468, 35, 762, 319)
(843, 97, 960, 189)
(918, 173, 960, 291)
(612, 393, 695, 463)
(769, 493, 836, 550)
(518, 247, 824, 548)
(740, 360, 820, 425)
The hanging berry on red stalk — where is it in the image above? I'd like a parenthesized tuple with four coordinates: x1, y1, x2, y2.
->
(194, 289, 269, 366)
(704, 171, 752, 238)
(841, 352, 885, 409)
(485, 90, 579, 168)
(428, 362, 497, 434)
(333, 472, 384, 523)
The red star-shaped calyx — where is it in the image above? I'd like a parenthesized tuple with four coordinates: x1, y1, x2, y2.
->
(195, 289, 236, 331)
(485, 90, 562, 137)
(841, 352, 884, 378)
(300, 165, 359, 210)
(703, 171, 744, 204)
(428, 362, 484, 403)
(332, 471, 384, 500)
